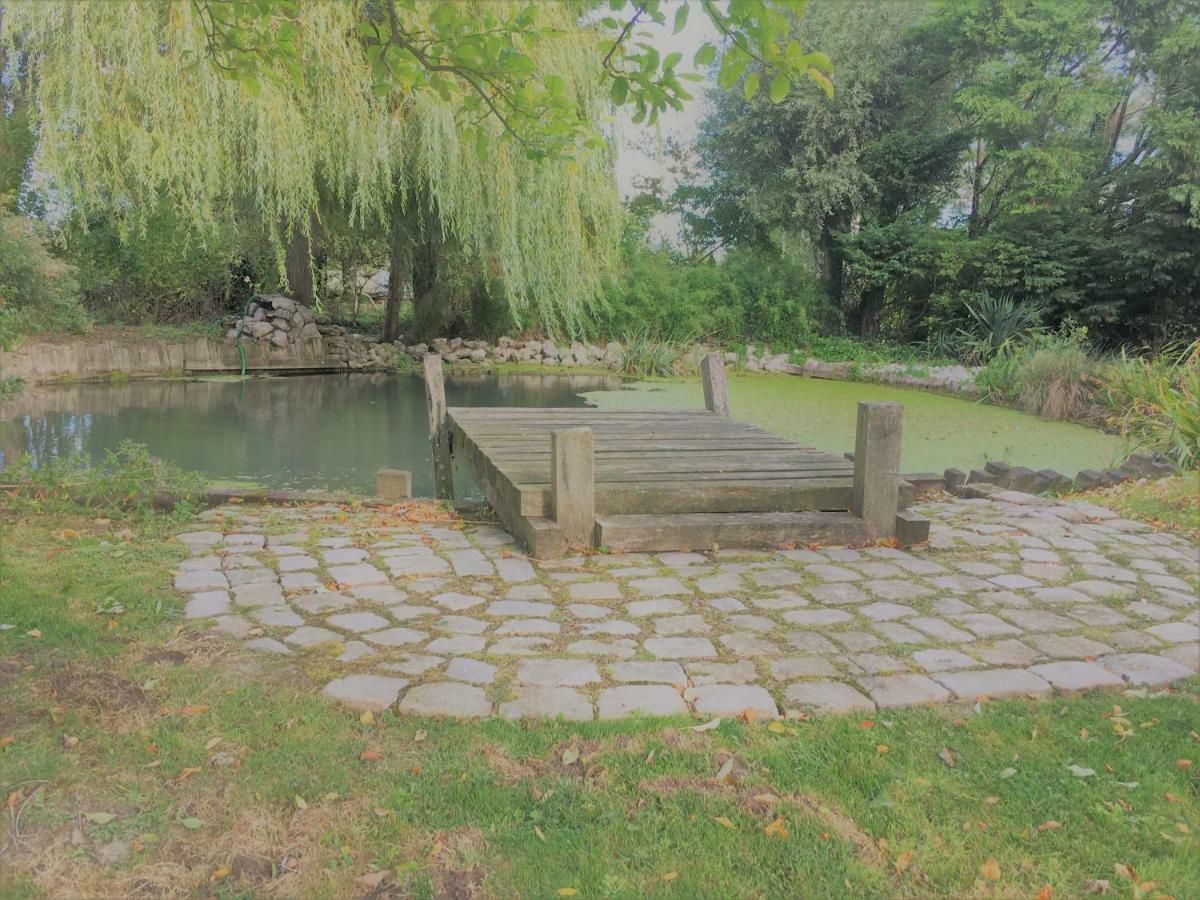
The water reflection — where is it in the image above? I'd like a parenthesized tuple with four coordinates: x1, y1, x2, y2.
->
(0, 372, 624, 496)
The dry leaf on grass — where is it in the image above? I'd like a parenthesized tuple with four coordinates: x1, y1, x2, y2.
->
(979, 858, 1001, 881)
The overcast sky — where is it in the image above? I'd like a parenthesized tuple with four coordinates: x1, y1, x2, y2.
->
(610, 2, 721, 240)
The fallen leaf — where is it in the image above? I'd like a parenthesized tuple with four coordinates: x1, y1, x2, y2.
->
(360, 748, 382, 761)
(85, 812, 116, 825)
(712, 816, 735, 829)
(1035, 886, 1053, 900)
(983, 796, 1000, 805)
(204, 736, 222, 751)
(180, 817, 204, 830)
(1176, 759, 1192, 770)
(534, 825, 545, 842)
(714, 758, 735, 782)
(181, 705, 209, 716)
(999, 767, 1017, 779)
(1081, 877, 1110, 894)
(355, 871, 388, 889)
(177, 767, 201, 782)
(0, 736, 14, 749)
(1038, 820, 1062, 832)
(894, 851, 913, 872)
(767, 721, 788, 734)
(877, 744, 890, 755)
(661, 871, 678, 882)
(562, 746, 579, 766)
(294, 795, 308, 810)
(360, 711, 374, 725)
(763, 817, 789, 839)
(691, 718, 721, 733)
(26, 629, 41, 639)
(210, 865, 230, 882)
(557, 889, 578, 897)
(1067, 764, 1095, 778)
(938, 747, 957, 768)
(979, 858, 1001, 881)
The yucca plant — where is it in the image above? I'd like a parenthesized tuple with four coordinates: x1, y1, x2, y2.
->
(959, 292, 1042, 362)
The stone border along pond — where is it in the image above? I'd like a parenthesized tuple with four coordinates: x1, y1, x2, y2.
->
(175, 487, 1199, 721)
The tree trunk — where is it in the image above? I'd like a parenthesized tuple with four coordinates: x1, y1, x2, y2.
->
(967, 137, 985, 238)
(852, 284, 885, 338)
(817, 217, 844, 306)
(382, 233, 404, 343)
(284, 223, 315, 307)
(410, 231, 440, 333)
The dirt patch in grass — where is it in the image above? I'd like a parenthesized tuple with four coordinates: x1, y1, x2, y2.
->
(44, 666, 152, 721)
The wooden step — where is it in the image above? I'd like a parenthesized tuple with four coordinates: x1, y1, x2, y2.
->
(594, 511, 871, 552)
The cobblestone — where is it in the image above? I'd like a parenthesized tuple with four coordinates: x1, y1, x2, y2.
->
(178, 492, 1197, 720)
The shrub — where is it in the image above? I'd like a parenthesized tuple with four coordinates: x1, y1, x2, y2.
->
(974, 329, 1100, 421)
(0, 212, 88, 346)
(598, 246, 827, 347)
(959, 292, 1042, 363)
(3, 440, 207, 515)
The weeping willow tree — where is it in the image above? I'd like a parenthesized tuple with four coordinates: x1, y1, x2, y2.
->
(3, 1, 622, 335)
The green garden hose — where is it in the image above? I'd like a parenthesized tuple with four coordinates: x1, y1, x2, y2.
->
(233, 295, 260, 380)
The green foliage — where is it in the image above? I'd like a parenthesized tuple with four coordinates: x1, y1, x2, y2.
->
(788, 336, 952, 367)
(600, 245, 826, 347)
(684, 0, 1200, 347)
(1105, 342, 1200, 469)
(67, 206, 267, 324)
(0, 375, 26, 403)
(190, 0, 828, 158)
(974, 330, 1099, 421)
(0, 212, 88, 346)
(616, 328, 696, 378)
(3, 440, 206, 516)
(959, 293, 1042, 363)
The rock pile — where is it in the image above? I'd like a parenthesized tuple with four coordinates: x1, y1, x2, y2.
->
(227, 295, 321, 348)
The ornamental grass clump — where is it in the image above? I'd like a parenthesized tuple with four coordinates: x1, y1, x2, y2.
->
(1105, 342, 1200, 470)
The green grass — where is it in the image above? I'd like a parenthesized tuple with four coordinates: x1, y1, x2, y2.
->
(1088, 474, 1200, 543)
(2, 510, 1198, 898)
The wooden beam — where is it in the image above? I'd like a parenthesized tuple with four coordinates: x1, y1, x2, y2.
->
(551, 427, 594, 547)
(423, 354, 454, 499)
(701, 352, 730, 416)
(850, 401, 903, 540)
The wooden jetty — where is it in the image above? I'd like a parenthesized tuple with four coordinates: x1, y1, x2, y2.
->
(423, 353, 929, 558)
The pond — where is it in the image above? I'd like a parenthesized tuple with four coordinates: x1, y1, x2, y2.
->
(1, 371, 1124, 496)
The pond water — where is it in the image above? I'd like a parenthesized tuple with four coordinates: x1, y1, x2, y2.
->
(1, 371, 1124, 496)
(584, 376, 1125, 476)
(0, 373, 622, 496)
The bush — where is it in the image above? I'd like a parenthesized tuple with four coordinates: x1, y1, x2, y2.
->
(974, 329, 1100, 421)
(617, 328, 696, 377)
(66, 206, 269, 325)
(0, 212, 88, 346)
(598, 246, 827, 347)
(3, 440, 207, 515)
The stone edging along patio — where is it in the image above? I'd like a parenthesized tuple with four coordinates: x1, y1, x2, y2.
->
(173, 486, 1199, 722)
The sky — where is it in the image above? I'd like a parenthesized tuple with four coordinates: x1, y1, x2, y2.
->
(610, 2, 722, 243)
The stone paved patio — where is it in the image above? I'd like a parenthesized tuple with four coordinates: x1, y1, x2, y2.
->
(175, 489, 1199, 720)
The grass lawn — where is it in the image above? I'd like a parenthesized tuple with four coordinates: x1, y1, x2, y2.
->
(1, 507, 1197, 899)
(1088, 474, 1200, 544)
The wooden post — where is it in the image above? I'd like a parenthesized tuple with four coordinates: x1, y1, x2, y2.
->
(701, 352, 729, 417)
(551, 427, 594, 547)
(851, 401, 903, 540)
(423, 354, 454, 499)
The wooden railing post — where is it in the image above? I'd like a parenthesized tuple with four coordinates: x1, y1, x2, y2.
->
(551, 427, 594, 547)
(423, 354, 454, 499)
(701, 352, 729, 417)
(851, 401, 903, 540)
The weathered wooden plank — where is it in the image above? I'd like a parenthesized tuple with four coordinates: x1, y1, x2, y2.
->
(516, 479, 853, 517)
(595, 511, 870, 552)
